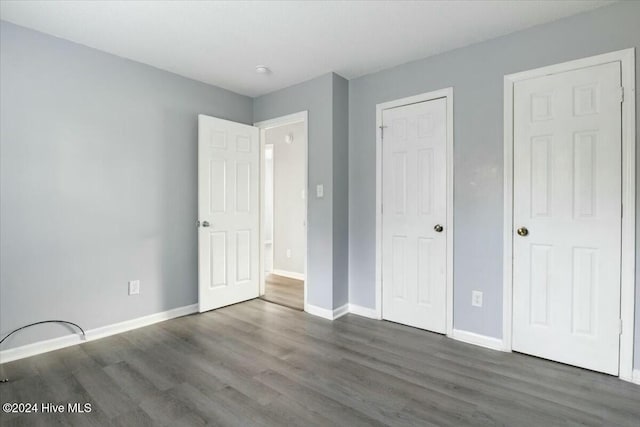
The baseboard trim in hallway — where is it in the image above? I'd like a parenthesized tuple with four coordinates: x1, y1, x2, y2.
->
(0, 303, 198, 364)
(270, 269, 305, 281)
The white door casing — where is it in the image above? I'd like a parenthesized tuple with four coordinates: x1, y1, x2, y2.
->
(198, 115, 259, 312)
(382, 97, 448, 333)
(254, 111, 309, 311)
(512, 62, 622, 375)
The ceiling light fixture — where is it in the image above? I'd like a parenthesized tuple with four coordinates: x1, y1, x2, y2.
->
(255, 65, 271, 74)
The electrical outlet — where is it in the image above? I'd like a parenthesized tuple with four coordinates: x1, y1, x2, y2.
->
(316, 184, 324, 198)
(128, 280, 140, 295)
(286, 249, 292, 258)
(471, 290, 483, 307)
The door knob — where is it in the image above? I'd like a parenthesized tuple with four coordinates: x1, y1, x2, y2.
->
(202, 221, 211, 227)
(516, 226, 528, 236)
(434, 224, 444, 233)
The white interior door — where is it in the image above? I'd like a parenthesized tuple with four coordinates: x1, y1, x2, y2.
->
(512, 62, 622, 375)
(198, 115, 259, 312)
(382, 98, 448, 333)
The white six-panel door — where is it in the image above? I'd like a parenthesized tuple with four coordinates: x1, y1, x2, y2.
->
(382, 98, 448, 333)
(512, 62, 622, 375)
(198, 115, 259, 312)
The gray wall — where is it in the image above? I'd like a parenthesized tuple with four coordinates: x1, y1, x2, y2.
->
(348, 1, 640, 366)
(254, 74, 334, 309)
(0, 21, 253, 349)
(332, 74, 349, 308)
(2, 2, 638, 368)
(254, 73, 349, 310)
(266, 122, 306, 275)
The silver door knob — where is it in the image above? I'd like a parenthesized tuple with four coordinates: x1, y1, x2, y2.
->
(202, 221, 211, 227)
(434, 224, 443, 233)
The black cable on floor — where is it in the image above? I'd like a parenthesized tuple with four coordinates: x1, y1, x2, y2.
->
(0, 320, 86, 345)
(0, 320, 87, 383)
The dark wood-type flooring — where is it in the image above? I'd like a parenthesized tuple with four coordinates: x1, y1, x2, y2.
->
(1, 299, 639, 426)
(260, 274, 303, 310)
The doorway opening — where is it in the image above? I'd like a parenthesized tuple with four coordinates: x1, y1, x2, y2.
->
(255, 112, 308, 311)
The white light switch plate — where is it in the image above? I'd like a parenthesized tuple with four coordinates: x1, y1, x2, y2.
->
(316, 184, 324, 198)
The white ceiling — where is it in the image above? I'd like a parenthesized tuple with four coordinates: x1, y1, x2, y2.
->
(0, 1, 613, 97)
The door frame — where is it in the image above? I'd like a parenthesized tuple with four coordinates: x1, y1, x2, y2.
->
(375, 88, 455, 336)
(263, 144, 275, 276)
(502, 48, 636, 381)
(254, 111, 309, 311)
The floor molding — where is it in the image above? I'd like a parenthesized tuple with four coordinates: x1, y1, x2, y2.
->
(451, 329, 506, 352)
(0, 304, 198, 364)
(348, 303, 379, 319)
(305, 303, 349, 320)
(271, 269, 305, 281)
(333, 303, 349, 319)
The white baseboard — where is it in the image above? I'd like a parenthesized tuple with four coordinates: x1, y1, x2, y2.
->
(305, 303, 348, 320)
(348, 303, 379, 319)
(333, 303, 349, 319)
(0, 304, 198, 364)
(631, 369, 640, 385)
(271, 269, 305, 281)
(451, 329, 505, 352)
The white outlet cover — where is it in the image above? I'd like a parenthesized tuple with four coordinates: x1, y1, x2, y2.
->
(316, 184, 324, 198)
(471, 290, 483, 307)
(286, 249, 292, 258)
(129, 280, 140, 295)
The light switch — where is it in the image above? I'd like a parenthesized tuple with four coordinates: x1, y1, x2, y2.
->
(316, 184, 324, 198)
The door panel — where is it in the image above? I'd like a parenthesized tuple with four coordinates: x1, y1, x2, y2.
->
(512, 62, 622, 375)
(382, 98, 448, 333)
(209, 231, 227, 288)
(199, 115, 259, 312)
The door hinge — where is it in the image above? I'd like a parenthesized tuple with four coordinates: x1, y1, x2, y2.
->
(617, 86, 624, 103)
(618, 319, 623, 335)
(380, 125, 387, 140)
